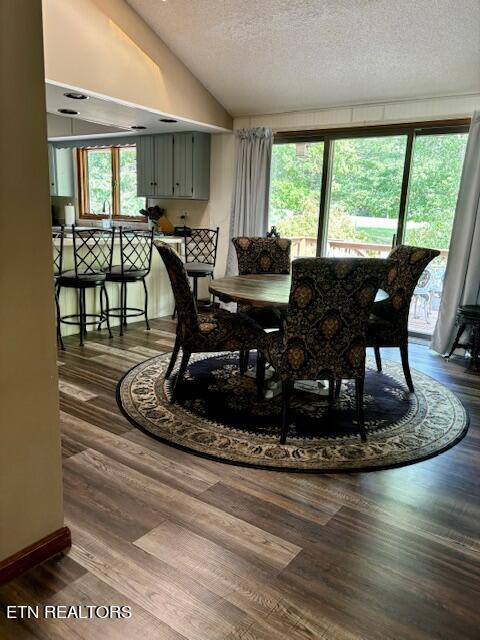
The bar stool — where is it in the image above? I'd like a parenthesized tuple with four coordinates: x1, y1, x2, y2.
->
(57, 226, 113, 346)
(52, 226, 65, 350)
(172, 227, 219, 318)
(446, 304, 480, 369)
(105, 227, 154, 335)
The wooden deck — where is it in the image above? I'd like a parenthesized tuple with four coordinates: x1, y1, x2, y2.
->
(1, 318, 479, 639)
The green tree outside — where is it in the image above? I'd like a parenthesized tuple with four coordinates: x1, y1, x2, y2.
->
(270, 133, 467, 250)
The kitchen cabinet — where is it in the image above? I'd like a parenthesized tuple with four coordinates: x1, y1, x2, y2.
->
(48, 144, 74, 197)
(136, 132, 210, 200)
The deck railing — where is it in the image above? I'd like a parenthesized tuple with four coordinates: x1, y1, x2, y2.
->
(288, 237, 449, 260)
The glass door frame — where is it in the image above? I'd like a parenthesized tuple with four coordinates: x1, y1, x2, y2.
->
(274, 119, 470, 257)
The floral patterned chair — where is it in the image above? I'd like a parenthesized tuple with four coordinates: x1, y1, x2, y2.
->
(368, 245, 439, 392)
(232, 236, 292, 372)
(155, 241, 266, 403)
(263, 257, 390, 444)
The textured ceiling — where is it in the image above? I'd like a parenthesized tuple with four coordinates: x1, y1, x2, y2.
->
(126, 0, 480, 117)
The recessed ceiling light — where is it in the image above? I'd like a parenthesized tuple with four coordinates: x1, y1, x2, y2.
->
(64, 92, 88, 100)
(58, 108, 79, 115)
(131, 125, 147, 130)
(160, 118, 177, 123)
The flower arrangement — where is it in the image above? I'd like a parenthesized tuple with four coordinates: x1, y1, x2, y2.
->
(140, 205, 166, 222)
(139, 205, 174, 234)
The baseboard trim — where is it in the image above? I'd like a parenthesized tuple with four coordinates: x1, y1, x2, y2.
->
(0, 526, 71, 585)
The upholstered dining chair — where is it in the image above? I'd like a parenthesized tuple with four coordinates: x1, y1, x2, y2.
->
(262, 257, 390, 444)
(367, 245, 439, 392)
(232, 236, 292, 372)
(155, 241, 266, 404)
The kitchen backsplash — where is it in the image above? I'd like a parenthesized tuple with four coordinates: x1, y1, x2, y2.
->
(51, 196, 209, 231)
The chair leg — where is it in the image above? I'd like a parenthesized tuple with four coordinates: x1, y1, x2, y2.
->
(256, 350, 266, 400)
(239, 349, 246, 374)
(172, 305, 177, 320)
(400, 344, 414, 393)
(335, 378, 342, 398)
(142, 278, 150, 331)
(355, 377, 366, 442)
(239, 349, 250, 375)
(55, 286, 65, 351)
(97, 285, 104, 331)
(119, 281, 125, 336)
(165, 337, 181, 379)
(170, 349, 191, 404)
(102, 284, 113, 339)
(123, 281, 128, 330)
(82, 288, 88, 337)
(192, 277, 198, 303)
(280, 380, 291, 445)
(78, 288, 84, 347)
(446, 323, 466, 358)
(328, 378, 334, 403)
(374, 345, 382, 372)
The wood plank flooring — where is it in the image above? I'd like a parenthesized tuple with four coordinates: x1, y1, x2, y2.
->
(1, 318, 480, 639)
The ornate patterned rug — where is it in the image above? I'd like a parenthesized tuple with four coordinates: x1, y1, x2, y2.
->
(117, 352, 468, 472)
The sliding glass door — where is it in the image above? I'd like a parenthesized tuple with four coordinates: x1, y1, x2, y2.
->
(325, 136, 407, 258)
(403, 133, 467, 334)
(270, 141, 323, 258)
(269, 120, 469, 337)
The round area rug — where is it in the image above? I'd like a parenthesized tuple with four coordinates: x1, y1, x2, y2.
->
(117, 352, 468, 472)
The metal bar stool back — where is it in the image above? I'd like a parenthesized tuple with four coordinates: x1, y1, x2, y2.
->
(57, 226, 114, 346)
(105, 227, 154, 335)
(73, 226, 114, 277)
(52, 227, 65, 350)
(183, 227, 219, 305)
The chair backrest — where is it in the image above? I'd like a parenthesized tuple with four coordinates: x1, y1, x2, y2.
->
(155, 241, 198, 338)
(232, 237, 292, 275)
(379, 244, 440, 325)
(184, 228, 219, 266)
(118, 227, 154, 274)
(71, 226, 114, 277)
(52, 226, 64, 277)
(278, 257, 389, 380)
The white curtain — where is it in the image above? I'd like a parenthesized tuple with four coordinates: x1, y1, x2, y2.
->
(226, 127, 273, 275)
(431, 111, 480, 354)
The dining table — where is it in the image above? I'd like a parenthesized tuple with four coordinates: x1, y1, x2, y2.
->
(209, 273, 388, 398)
(209, 273, 389, 308)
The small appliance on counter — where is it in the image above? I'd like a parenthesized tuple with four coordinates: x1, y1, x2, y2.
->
(174, 226, 192, 237)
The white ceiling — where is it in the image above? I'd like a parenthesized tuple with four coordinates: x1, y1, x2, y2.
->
(126, 0, 480, 117)
(45, 81, 228, 140)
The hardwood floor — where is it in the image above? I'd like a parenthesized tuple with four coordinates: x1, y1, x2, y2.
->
(1, 318, 480, 639)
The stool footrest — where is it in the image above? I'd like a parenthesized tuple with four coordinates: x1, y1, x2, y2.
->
(60, 313, 108, 327)
(108, 306, 146, 319)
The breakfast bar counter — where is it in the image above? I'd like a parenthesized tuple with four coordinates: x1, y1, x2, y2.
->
(54, 233, 183, 337)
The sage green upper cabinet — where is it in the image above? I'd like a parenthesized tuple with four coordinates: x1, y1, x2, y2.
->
(136, 132, 210, 200)
(190, 132, 210, 201)
(154, 134, 174, 197)
(48, 145, 74, 197)
(173, 133, 193, 197)
(136, 135, 156, 197)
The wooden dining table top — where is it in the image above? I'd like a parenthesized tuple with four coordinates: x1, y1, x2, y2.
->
(209, 273, 389, 308)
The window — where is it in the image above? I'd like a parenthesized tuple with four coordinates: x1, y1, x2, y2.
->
(269, 120, 469, 336)
(77, 145, 145, 219)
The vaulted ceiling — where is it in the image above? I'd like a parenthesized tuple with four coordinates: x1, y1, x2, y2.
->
(126, 0, 480, 117)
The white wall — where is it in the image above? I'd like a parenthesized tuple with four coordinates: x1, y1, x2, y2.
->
(204, 134, 236, 278)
